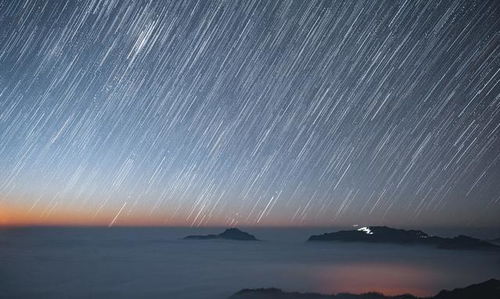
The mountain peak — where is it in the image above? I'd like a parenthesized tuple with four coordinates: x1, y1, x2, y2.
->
(184, 228, 258, 241)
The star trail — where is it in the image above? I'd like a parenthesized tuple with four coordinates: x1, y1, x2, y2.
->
(0, 0, 499, 227)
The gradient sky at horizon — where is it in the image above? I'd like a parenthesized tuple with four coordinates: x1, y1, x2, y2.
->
(0, 0, 499, 227)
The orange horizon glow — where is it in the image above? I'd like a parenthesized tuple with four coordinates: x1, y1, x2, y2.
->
(0, 200, 188, 227)
(3, 196, 500, 229)
(0, 200, 311, 228)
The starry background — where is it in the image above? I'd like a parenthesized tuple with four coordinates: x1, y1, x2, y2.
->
(0, 0, 499, 227)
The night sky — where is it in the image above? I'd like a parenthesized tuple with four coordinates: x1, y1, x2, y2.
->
(0, 0, 499, 227)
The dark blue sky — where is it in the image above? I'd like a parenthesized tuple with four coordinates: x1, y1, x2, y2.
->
(0, 0, 499, 227)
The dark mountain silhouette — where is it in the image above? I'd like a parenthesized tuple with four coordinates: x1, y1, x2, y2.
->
(230, 288, 416, 299)
(435, 235, 498, 250)
(490, 237, 500, 244)
(433, 279, 500, 299)
(184, 228, 258, 241)
(229, 279, 500, 299)
(307, 226, 499, 250)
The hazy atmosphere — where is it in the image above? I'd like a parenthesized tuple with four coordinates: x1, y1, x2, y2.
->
(2, 1, 500, 299)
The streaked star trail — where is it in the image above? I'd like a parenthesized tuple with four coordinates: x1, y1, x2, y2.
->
(0, 0, 499, 227)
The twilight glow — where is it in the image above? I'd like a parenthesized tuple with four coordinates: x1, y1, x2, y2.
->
(0, 0, 499, 227)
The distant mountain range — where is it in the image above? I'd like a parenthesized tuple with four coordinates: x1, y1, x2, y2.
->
(229, 279, 500, 299)
(182, 226, 499, 250)
(307, 226, 499, 250)
(184, 228, 258, 241)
